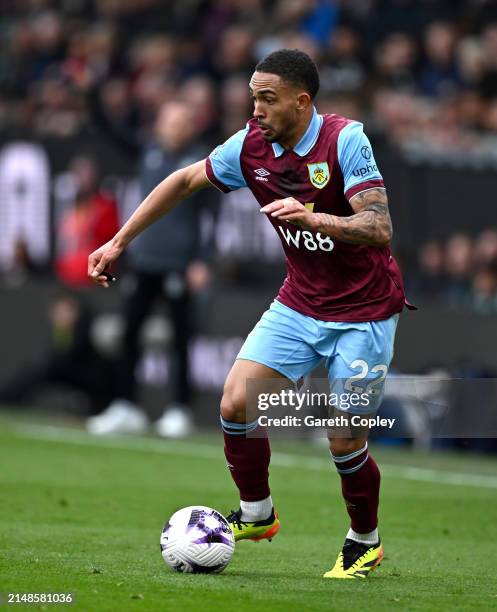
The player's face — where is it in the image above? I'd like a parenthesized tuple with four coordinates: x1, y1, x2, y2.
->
(249, 72, 301, 144)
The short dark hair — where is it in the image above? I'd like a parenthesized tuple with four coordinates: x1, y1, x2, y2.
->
(255, 49, 320, 99)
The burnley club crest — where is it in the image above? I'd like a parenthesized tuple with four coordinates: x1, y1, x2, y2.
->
(307, 162, 330, 189)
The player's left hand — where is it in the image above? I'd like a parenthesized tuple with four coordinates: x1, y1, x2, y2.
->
(260, 198, 317, 230)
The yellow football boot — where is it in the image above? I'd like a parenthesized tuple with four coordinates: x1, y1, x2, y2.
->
(227, 508, 280, 542)
(323, 539, 383, 579)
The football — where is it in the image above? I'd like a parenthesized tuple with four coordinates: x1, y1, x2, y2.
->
(160, 506, 235, 574)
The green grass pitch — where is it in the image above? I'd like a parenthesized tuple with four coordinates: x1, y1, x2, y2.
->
(1, 418, 497, 611)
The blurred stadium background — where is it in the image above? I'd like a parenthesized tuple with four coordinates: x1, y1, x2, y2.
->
(1, 0, 497, 452)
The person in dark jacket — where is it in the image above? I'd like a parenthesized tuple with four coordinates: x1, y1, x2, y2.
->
(86, 100, 218, 437)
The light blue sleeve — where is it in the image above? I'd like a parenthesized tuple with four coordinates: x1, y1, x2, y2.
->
(337, 122, 383, 197)
(208, 126, 248, 191)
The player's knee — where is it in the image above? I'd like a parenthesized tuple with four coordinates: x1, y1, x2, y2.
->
(329, 437, 367, 457)
(220, 383, 247, 424)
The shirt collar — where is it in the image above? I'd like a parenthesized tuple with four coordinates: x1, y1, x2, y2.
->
(271, 107, 323, 158)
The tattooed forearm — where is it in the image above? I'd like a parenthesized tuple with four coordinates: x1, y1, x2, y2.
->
(311, 188, 393, 247)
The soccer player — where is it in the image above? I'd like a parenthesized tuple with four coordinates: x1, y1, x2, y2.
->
(89, 49, 410, 579)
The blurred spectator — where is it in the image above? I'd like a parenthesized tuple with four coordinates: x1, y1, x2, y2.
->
(444, 233, 473, 307)
(412, 228, 497, 312)
(456, 89, 484, 131)
(86, 100, 219, 438)
(29, 10, 66, 82)
(473, 228, 497, 267)
(471, 263, 497, 314)
(419, 21, 461, 97)
(180, 76, 218, 144)
(0, 293, 116, 414)
(32, 74, 87, 138)
(478, 22, 497, 99)
(371, 88, 421, 145)
(320, 25, 366, 96)
(273, 0, 339, 47)
(62, 23, 117, 90)
(412, 240, 448, 300)
(373, 32, 418, 92)
(55, 156, 119, 287)
(129, 34, 177, 128)
(90, 77, 141, 156)
(211, 24, 255, 76)
(219, 74, 252, 138)
(1, 236, 44, 288)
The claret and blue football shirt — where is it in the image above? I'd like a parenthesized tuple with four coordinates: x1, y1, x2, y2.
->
(206, 108, 406, 322)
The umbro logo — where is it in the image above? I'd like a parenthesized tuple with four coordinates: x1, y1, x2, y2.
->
(254, 167, 270, 181)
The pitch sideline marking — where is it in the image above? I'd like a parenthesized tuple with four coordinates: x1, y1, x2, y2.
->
(6, 422, 497, 490)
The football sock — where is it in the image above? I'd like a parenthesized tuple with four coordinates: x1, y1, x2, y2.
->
(346, 527, 379, 546)
(331, 442, 380, 535)
(221, 416, 271, 505)
(240, 496, 273, 522)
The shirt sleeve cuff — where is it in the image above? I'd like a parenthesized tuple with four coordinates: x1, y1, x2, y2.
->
(205, 158, 231, 193)
(345, 179, 385, 201)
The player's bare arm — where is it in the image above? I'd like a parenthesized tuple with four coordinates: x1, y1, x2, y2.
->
(260, 187, 392, 247)
(318, 187, 392, 247)
(88, 159, 211, 287)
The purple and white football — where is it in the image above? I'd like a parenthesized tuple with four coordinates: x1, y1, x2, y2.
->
(160, 506, 235, 573)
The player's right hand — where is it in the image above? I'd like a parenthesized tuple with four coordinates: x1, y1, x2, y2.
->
(88, 240, 123, 288)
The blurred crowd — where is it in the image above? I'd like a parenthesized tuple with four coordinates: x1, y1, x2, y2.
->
(3, 0, 497, 157)
(411, 228, 497, 312)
